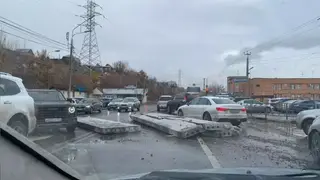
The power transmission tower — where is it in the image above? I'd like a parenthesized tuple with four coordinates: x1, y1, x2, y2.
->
(178, 69, 182, 87)
(244, 51, 251, 96)
(79, 0, 104, 76)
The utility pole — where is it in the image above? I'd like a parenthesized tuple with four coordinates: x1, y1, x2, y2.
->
(203, 78, 206, 90)
(244, 51, 251, 97)
(178, 69, 181, 87)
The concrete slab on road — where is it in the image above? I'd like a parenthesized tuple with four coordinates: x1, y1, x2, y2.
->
(130, 114, 204, 138)
(77, 116, 141, 134)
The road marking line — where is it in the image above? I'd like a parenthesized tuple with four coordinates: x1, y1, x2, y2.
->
(51, 133, 96, 154)
(48, 131, 95, 152)
(197, 137, 221, 168)
(29, 135, 53, 142)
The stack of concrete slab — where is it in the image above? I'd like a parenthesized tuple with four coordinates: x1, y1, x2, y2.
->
(130, 113, 242, 138)
(130, 114, 204, 138)
(77, 116, 141, 134)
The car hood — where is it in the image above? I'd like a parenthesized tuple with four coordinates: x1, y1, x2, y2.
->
(77, 103, 92, 107)
(34, 101, 72, 107)
(299, 109, 320, 116)
(83, 167, 320, 180)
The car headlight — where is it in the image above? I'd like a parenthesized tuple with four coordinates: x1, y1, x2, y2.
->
(85, 105, 90, 108)
(68, 107, 75, 113)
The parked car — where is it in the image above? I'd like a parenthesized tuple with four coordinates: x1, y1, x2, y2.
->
(177, 96, 247, 126)
(0, 73, 37, 136)
(273, 99, 292, 112)
(308, 116, 320, 164)
(101, 97, 113, 107)
(296, 108, 320, 135)
(76, 98, 103, 114)
(27, 89, 77, 133)
(167, 94, 186, 114)
(237, 99, 272, 113)
(117, 97, 141, 112)
(157, 95, 173, 112)
(277, 99, 296, 113)
(290, 100, 320, 113)
(107, 98, 123, 110)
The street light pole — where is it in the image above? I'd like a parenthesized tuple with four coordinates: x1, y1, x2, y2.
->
(67, 16, 94, 98)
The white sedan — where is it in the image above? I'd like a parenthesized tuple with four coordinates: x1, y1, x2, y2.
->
(177, 96, 247, 126)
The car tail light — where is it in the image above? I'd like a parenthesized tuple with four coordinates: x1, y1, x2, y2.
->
(241, 108, 246, 112)
(216, 107, 228, 112)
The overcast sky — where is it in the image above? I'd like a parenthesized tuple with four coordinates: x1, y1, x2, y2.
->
(1, 0, 320, 87)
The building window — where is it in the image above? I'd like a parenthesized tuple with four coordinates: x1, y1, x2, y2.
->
(290, 84, 295, 90)
(277, 84, 281, 90)
(282, 84, 288, 89)
(296, 84, 301, 89)
(273, 84, 276, 90)
(256, 84, 260, 87)
(309, 84, 314, 89)
(291, 94, 295, 98)
(316, 84, 320, 90)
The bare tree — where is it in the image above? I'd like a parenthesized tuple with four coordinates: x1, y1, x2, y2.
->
(35, 49, 49, 60)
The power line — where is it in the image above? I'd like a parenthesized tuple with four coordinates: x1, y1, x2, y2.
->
(0, 16, 67, 48)
(0, 30, 68, 51)
(0, 21, 67, 50)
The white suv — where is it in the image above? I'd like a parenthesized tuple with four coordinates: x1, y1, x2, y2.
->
(0, 72, 36, 136)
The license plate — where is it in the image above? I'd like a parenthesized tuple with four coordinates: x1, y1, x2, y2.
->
(229, 110, 240, 113)
(45, 118, 62, 123)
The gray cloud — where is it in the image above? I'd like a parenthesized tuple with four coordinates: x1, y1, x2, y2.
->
(224, 22, 320, 66)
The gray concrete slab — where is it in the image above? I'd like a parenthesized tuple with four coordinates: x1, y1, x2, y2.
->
(77, 116, 141, 134)
(130, 114, 204, 138)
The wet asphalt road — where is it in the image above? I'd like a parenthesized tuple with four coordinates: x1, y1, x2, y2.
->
(32, 104, 319, 179)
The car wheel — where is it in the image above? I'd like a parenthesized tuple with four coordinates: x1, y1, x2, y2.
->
(203, 112, 212, 121)
(303, 118, 314, 135)
(98, 108, 102, 113)
(8, 114, 28, 136)
(231, 121, 241, 126)
(9, 120, 28, 136)
(177, 110, 184, 116)
(309, 130, 320, 164)
(157, 106, 160, 112)
(66, 125, 76, 133)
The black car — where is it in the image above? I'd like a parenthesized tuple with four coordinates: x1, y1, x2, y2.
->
(101, 97, 112, 107)
(76, 98, 103, 114)
(27, 89, 77, 133)
(167, 93, 195, 114)
(290, 100, 320, 113)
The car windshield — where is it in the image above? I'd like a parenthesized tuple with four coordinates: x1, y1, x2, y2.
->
(111, 98, 123, 102)
(123, 98, 135, 102)
(159, 96, 172, 101)
(28, 90, 65, 101)
(3, 2, 319, 180)
(212, 98, 236, 104)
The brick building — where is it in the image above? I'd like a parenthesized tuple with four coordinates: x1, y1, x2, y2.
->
(227, 76, 320, 100)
